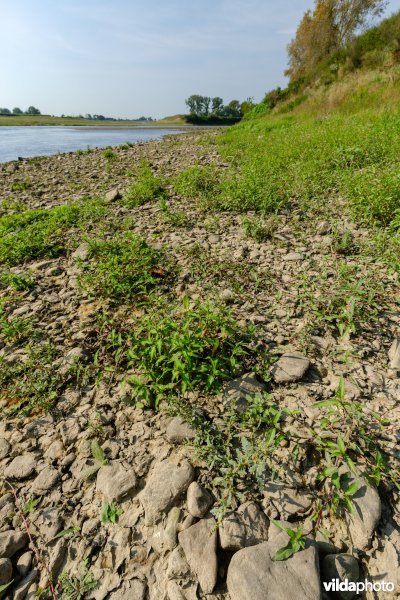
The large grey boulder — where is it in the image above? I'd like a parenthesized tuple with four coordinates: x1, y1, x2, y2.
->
(96, 461, 138, 503)
(219, 502, 269, 551)
(141, 458, 193, 525)
(345, 477, 381, 550)
(271, 352, 310, 384)
(178, 515, 218, 594)
(227, 533, 321, 600)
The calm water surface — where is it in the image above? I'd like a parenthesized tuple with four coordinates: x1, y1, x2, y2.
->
(0, 126, 187, 163)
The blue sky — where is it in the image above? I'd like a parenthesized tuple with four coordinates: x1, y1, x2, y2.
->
(0, 0, 398, 118)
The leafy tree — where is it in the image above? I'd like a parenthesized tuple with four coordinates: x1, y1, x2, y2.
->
(203, 96, 211, 116)
(212, 97, 224, 115)
(286, 0, 387, 80)
(223, 100, 242, 118)
(12, 107, 23, 114)
(334, 0, 387, 46)
(185, 95, 211, 117)
(26, 106, 41, 115)
(0, 108, 11, 115)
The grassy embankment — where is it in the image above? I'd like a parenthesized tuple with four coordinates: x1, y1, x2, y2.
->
(1, 18, 400, 553)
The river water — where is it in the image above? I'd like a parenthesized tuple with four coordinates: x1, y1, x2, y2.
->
(0, 126, 187, 163)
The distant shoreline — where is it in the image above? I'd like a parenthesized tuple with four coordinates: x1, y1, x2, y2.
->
(0, 115, 189, 127)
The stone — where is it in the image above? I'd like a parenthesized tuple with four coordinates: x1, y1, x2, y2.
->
(227, 533, 321, 600)
(164, 507, 182, 551)
(364, 529, 400, 598)
(388, 338, 400, 370)
(44, 439, 65, 461)
(100, 528, 131, 571)
(223, 372, 267, 413)
(71, 243, 89, 261)
(16, 551, 33, 577)
(31, 466, 59, 495)
(345, 477, 381, 550)
(107, 579, 147, 600)
(141, 458, 193, 525)
(187, 482, 213, 518)
(219, 501, 269, 551)
(105, 188, 122, 202)
(167, 580, 198, 600)
(0, 438, 10, 460)
(178, 515, 218, 594)
(322, 554, 359, 600)
(59, 419, 81, 446)
(46, 540, 67, 584)
(35, 508, 63, 542)
(0, 530, 28, 559)
(271, 352, 310, 384)
(12, 570, 38, 600)
(167, 546, 192, 580)
(81, 518, 100, 538)
(166, 418, 196, 444)
(3, 454, 36, 480)
(220, 288, 235, 303)
(59, 347, 88, 375)
(0, 557, 12, 586)
(96, 461, 138, 503)
(263, 481, 313, 519)
(283, 252, 304, 261)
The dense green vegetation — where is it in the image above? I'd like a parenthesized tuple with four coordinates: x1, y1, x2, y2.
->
(174, 106, 400, 243)
(260, 8, 400, 112)
(77, 233, 168, 302)
(101, 301, 252, 409)
(0, 199, 107, 265)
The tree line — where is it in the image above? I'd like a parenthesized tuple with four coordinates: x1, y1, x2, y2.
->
(185, 95, 255, 122)
(0, 106, 41, 116)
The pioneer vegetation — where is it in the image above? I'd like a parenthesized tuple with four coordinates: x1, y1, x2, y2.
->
(0, 3, 399, 600)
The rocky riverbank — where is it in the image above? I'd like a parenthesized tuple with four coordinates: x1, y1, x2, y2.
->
(0, 132, 399, 599)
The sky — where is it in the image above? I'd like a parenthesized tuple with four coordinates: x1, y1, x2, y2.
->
(0, 0, 398, 119)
